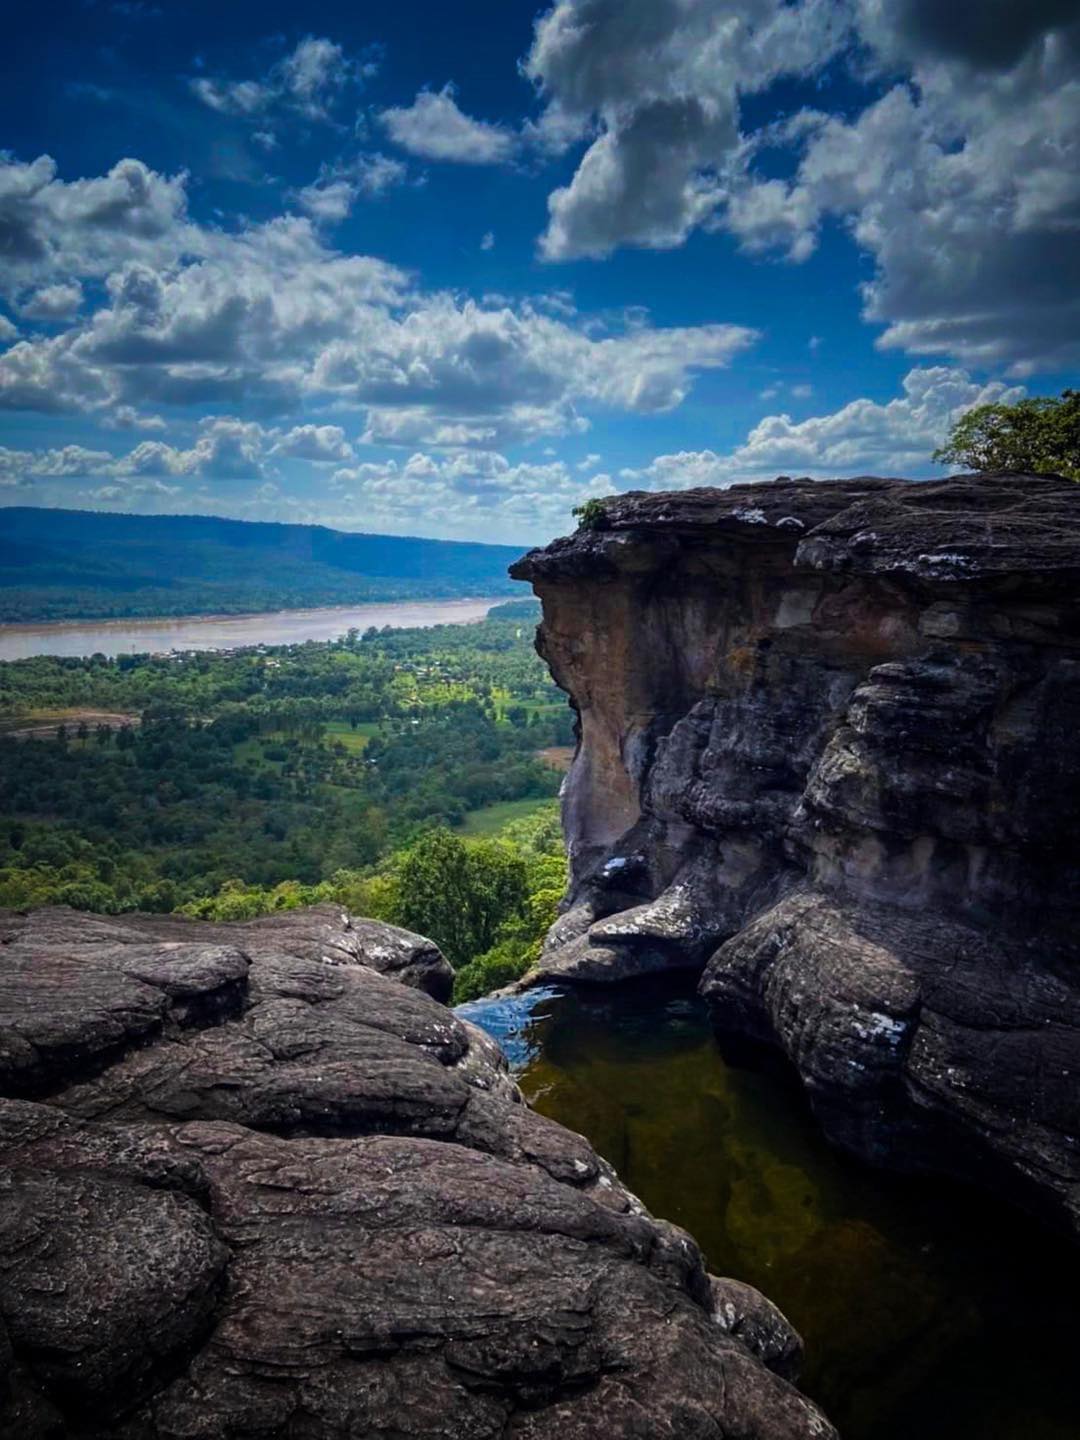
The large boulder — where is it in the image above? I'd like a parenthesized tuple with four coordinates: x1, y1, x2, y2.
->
(511, 472, 1080, 1237)
(0, 904, 832, 1438)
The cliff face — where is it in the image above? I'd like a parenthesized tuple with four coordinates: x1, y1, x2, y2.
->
(511, 473, 1080, 1235)
(0, 904, 832, 1439)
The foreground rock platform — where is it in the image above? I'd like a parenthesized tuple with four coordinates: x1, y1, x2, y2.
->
(0, 904, 833, 1438)
(511, 472, 1080, 1237)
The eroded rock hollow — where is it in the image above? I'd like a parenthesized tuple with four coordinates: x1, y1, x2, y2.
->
(0, 904, 833, 1438)
(511, 473, 1080, 1236)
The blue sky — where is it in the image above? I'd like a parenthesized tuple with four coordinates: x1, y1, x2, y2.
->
(1, 0, 1077, 542)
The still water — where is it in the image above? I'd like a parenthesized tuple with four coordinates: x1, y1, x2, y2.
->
(0, 596, 506, 661)
(460, 976, 1080, 1440)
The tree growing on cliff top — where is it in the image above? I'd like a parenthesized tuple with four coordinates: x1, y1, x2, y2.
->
(572, 498, 609, 530)
(934, 389, 1079, 480)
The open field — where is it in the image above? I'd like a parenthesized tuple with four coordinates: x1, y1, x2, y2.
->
(537, 746, 574, 773)
(323, 720, 381, 752)
(0, 708, 139, 740)
(460, 798, 556, 835)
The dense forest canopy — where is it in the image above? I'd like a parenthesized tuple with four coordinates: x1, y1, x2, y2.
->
(0, 601, 571, 997)
(0, 508, 521, 622)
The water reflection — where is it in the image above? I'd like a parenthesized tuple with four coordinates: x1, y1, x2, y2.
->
(459, 976, 1080, 1439)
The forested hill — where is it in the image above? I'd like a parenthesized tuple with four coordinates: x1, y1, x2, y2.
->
(0, 508, 522, 622)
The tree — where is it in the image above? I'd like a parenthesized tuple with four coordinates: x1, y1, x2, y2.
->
(572, 498, 609, 530)
(396, 828, 527, 969)
(934, 389, 1080, 480)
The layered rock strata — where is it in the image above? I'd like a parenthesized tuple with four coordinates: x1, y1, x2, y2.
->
(511, 473, 1080, 1235)
(0, 903, 832, 1438)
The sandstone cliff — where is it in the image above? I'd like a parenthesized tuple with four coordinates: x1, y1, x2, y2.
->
(0, 904, 833, 1438)
(511, 473, 1080, 1236)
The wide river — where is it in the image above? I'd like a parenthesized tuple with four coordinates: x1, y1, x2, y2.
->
(460, 977, 1080, 1440)
(0, 597, 508, 661)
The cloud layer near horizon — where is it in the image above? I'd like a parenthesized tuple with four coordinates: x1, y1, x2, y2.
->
(0, 362, 1027, 542)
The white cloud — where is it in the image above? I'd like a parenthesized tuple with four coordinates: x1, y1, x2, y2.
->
(381, 85, 517, 164)
(523, 0, 1080, 368)
(190, 35, 354, 122)
(0, 415, 356, 500)
(190, 77, 273, 116)
(279, 37, 349, 117)
(0, 155, 192, 289)
(292, 154, 408, 222)
(103, 404, 167, 431)
(621, 366, 1026, 489)
(294, 178, 357, 223)
(0, 155, 757, 446)
(113, 417, 269, 481)
(0, 315, 18, 344)
(319, 298, 756, 446)
(481, 230, 495, 251)
(525, 0, 850, 260)
(330, 447, 600, 539)
(271, 423, 354, 463)
(19, 281, 84, 320)
(0, 444, 114, 482)
(0, 366, 1036, 543)
(353, 153, 409, 195)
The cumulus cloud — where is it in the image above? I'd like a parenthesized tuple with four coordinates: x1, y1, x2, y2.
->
(103, 404, 167, 431)
(0, 444, 115, 483)
(524, 0, 1080, 369)
(271, 423, 354, 463)
(318, 299, 756, 446)
(18, 281, 84, 320)
(330, 448, 601, 538)
(381, 85, 517, 164)
(525, 0, 850, 259)
(620, 366, 1026, 489)
(0, 155, 192, 289)
(0, 153, 757, 445)
(110, 418, 269, 481)
(0, 418, 288, 502)
(737, 49, 1080, 368)
(293, 178, 357, 224)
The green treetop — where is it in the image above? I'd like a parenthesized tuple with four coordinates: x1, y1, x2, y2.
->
(934, 389, 1079, 480)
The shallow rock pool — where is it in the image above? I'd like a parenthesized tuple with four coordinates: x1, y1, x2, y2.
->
(459, 975, 1080, 1439)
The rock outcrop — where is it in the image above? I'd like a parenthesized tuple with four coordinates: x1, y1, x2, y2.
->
(511, 473, 1080, 1236)
(0, 904, 833, 1438)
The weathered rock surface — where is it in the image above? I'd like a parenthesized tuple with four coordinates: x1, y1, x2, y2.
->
(0, 904, 832, 1438)
(511, 472, 1080, 1236)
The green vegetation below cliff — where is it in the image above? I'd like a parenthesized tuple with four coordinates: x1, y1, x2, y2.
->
(0, 607, 570, 993)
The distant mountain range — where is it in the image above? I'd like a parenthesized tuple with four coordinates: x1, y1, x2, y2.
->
(0, 508, 523, 623)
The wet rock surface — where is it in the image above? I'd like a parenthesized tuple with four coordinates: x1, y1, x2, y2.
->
(511, 472, 1080, 1236)
(0, 904, 832, 1438)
